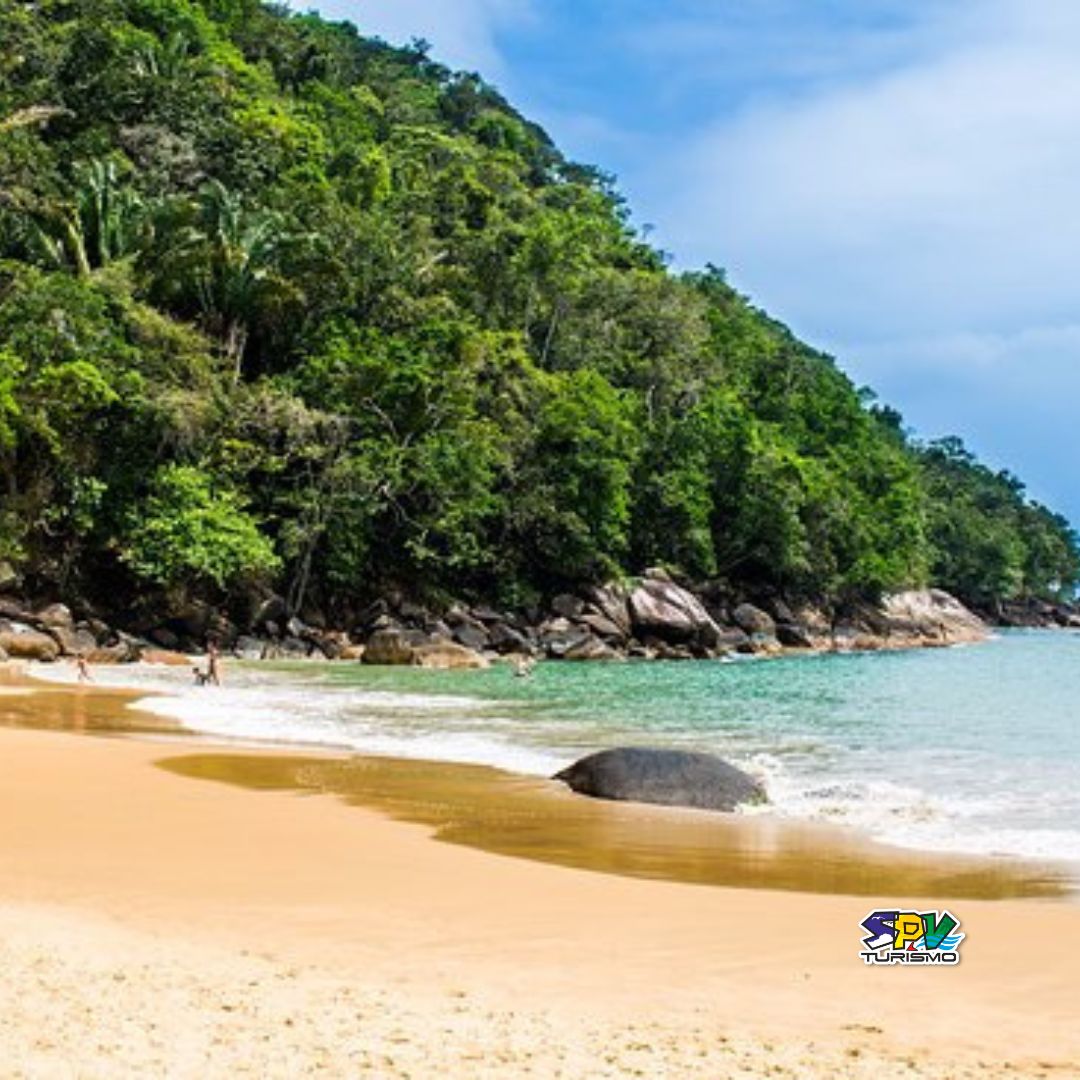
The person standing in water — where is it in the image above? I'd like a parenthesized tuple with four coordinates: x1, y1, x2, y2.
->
(206, 641, 222, 686)
(76, 654, 93, 684)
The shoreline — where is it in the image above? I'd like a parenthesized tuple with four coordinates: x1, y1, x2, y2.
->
(1, 702, 1079, 1075)
(15, 655, 1080, 892)
(11, 659, 1076, 898)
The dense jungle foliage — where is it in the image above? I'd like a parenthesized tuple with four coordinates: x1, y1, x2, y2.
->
(0, 0, 1076, 621)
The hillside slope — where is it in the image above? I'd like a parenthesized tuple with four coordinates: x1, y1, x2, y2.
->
(0, 0, 1075, 629)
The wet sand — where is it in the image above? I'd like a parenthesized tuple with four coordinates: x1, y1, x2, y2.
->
(159, 750, 1066, 900)
(2, 671, 1079, 1076)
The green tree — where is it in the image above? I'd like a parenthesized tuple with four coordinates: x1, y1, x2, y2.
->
(121, 464, 279, 592)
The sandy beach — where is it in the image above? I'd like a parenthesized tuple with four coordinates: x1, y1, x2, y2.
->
(1, 679, 1079, 1077)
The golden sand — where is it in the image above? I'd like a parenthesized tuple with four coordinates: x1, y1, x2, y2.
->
(1, 670, 1078, 1076)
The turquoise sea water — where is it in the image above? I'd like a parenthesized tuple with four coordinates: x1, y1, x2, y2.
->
(40, 630, 1080, 862)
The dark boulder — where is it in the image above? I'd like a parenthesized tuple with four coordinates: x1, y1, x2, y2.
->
(169, 602, 213, 641)
(252, 594, 288, 631)
(563, 635, 621, 661)
(355, 598, 389, 631)
(452, 619, 490, 651)
(539, 619, 591, 658)
(650, 641, 696, 661)
(579, 612, 627, 643)
(424, 618, 453, 641)
(149, 626, 181, 650)
(488, 621, 531, 654)
(397, 599, 429, 626)
(769, 598, 797, 625)
(554, 747, 766, 812)
(279, 636, 316, 659)
(732, 603, 775, 636)
(551, 593, 585, 619)
(298, 606, 328, 630)
(233, 635, 268, 660)
(775, 622, 814, 649)
(713, 626, 751, 652)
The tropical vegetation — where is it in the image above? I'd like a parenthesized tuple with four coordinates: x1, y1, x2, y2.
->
(0, 0, 1075, 624)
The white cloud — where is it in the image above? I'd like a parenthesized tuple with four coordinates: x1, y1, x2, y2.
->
(318, 0, 532, 78)
(654, 0, 1080, 341)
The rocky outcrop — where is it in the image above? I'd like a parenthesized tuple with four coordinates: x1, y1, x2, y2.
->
(878, 589, 988, 647)
(338, 582, 990, 668)
(731, 603, 775, 636)
(994, 596, 1080, 629)
(554, 747, 766, 812)
(551, 593, 586, 620)
(412, 641, 490, 670)
(563, 636, 622, 662)
(584, 583, 633, 637)
(538, 619, 591, 658)
(0, 572, 1010, 674)
(359, 628, 487, 668)
(627, 570, 721, 650)
(0, 625, 61, 661)
(450, 618, 490, 652)
(362, 628, 421, 665)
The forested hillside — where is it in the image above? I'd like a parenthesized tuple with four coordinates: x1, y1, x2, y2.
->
(1, 0, 1076, 626)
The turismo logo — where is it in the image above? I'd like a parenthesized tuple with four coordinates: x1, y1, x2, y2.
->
(859, 909, 964, 965)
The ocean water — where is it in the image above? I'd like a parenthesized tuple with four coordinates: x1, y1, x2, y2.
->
(34, 630, 1080, 864)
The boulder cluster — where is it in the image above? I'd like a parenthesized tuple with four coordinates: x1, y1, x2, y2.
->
(0, 568, 1010, 668)
(0, 600, 144, 664)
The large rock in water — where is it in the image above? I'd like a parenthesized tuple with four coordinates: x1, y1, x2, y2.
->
(627, 573, 721, 648)
(554, 747, 766, 812)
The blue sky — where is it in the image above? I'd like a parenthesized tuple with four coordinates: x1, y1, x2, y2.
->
(319, 1, 1080, 526)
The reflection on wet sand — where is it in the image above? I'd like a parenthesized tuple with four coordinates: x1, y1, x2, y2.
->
(0, 665, 183, 738)
(158, 751, 1070, 901)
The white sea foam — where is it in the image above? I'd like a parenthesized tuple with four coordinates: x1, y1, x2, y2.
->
(753, 753, 1080, 863)
(30, 658, 562, 773)
(132, 689, 564, 775)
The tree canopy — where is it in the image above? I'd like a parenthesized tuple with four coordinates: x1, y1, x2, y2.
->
(0, 0, 1075, 619)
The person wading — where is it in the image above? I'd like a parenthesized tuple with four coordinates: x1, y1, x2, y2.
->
(206, 641, 223, 686)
